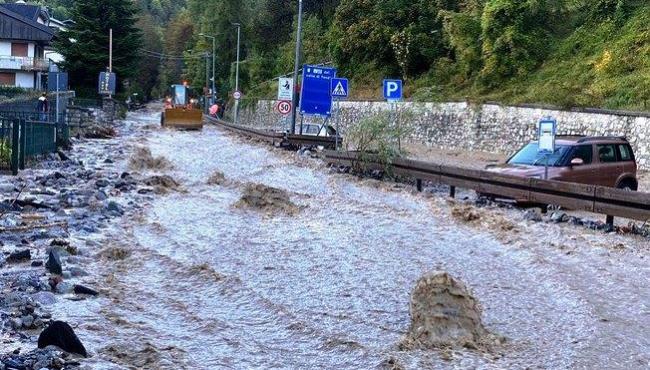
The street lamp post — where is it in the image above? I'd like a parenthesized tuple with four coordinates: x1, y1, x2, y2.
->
(290, 0, 304, 134)
(233, 23, 241, 124)
(199, 33, 216, 107)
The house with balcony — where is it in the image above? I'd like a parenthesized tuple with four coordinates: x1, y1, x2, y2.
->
(0, 1, 55, 89)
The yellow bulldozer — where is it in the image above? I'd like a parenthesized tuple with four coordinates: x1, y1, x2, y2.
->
(161, 84, 203, 130)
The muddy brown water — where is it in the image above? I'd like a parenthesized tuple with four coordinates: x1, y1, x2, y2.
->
(43, 108, 650, 369)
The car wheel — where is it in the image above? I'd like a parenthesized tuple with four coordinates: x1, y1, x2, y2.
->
(617, 180, 637, 192)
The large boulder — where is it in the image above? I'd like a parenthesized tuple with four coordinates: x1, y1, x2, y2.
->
(45, 249, 63, 275)
(37, 321, 87, 357)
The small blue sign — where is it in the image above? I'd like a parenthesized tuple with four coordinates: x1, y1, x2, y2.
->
(300, 65, 337, 117)
(331, 78, 349, 99)
(383, 79, 402, 101)
(48, 72, 68, 92)
(98, 72, 117, 95)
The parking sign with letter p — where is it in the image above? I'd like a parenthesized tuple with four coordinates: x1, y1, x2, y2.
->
(383, 79, 402, 102)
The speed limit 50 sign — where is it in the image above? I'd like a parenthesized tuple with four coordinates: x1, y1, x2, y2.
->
(276, 100, 292, 116)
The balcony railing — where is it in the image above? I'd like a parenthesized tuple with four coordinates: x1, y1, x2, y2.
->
(0, 56, 50, 71)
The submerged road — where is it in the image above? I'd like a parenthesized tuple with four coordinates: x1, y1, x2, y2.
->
(52, 107, 649, 369)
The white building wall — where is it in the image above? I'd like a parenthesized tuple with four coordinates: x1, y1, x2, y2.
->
(15, 72, 34, 88)
(0, 41, 11, 56)
(28, 43, 35, 58)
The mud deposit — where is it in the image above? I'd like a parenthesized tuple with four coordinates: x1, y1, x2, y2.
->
(400, 272, 495, 350)
(235, 183, 299, 214)
(128, 146, 173, 171)
(206, 171, 227, 186)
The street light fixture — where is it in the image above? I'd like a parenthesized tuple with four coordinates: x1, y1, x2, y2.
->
(231, 23, 242, 124)
(199, 33, 216, 106)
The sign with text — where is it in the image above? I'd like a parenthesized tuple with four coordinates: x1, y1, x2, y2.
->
(300, 65, 336, 117)
(276, 100, 292, 116)
(98, 72, 117, 95)
(538, 118, 557, 153)
(48, 72, 68, 92)
(277, 77, 293, 101)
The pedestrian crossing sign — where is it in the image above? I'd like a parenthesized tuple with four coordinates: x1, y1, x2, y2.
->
(331, 78, 349, 99)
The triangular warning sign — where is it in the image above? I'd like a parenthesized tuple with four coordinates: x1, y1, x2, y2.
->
(332, 81, 347, 96)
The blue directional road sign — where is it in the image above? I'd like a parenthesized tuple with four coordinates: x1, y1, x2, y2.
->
(331, 78, 349, 99)
(383, 79, 403, 101)
(48, 72, 68, 92)
(300, 65, 337, 117)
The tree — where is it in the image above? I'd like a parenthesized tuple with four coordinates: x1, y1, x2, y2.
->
(53, 0, 142, 95)
(133, 14, 163, 99)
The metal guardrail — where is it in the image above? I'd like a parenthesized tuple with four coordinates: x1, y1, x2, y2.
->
(204, 116, 339, 149)
(323, 150, 650, 223)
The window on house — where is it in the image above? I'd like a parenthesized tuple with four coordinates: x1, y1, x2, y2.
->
(11, 43, 28, 57)
(0, 72, 16, 86)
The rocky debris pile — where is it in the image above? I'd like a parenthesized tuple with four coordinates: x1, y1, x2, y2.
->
(399, 271, 501, 350)
(1, 346, 80, 370)
(80, 125, 116, 139)
(128, 147, 172, 171)
(235, 183, 299, 215)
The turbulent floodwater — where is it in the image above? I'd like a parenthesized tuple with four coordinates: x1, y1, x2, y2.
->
(51, 108, 649, 369)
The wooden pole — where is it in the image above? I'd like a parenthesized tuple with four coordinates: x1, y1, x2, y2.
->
(109, 28, 113, 73)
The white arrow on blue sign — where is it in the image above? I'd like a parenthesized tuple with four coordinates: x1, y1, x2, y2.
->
(383, 79, 402, 101)
(331, 78, 349, 99)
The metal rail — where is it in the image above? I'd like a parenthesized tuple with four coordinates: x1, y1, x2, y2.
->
(323, 150, 650, 223)
(204, 116, 338, 149)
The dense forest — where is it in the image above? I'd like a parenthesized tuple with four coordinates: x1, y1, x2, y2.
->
(41, 0, 650, 110)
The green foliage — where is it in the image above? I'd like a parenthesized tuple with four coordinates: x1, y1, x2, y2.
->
(345, 110, 411, 175)
(54, 0, 143, 95)
(0, 138, 10, 165)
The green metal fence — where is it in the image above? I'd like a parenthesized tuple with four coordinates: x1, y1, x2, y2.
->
(0, 116, 69, 175)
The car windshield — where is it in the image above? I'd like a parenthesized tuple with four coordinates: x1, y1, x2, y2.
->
(508, 143, 571, 167)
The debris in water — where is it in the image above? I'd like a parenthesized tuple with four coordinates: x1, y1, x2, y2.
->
(377, 356, 405, 370)
(128, 147, 173, 171)
(143, 175, 181, 194)
(81, 125, 116, 139)
(188, 263, 225, 281)
(98, 246, 130, 261)
(399, 271, 499, 350)
(235, 183, 299, 215)
(207, 171, 227, 186)
(451, 205, 481, 222)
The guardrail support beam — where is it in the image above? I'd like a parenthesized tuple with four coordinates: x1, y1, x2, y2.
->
(606, 215, 614, 227)
(449, 186, 456, 198)
(416, 179, 423, 192)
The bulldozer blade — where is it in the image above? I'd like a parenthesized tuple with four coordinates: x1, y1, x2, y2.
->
(162, 108, 204, 130)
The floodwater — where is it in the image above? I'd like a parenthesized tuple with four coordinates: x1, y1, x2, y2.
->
(52, 108, 649, 369)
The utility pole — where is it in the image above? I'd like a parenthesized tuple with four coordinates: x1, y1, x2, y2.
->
(233, 23, 241, 124)
(109, 28, 113, 73)
(290, 0, 304, 134)
(205, 52, 210, 114)
(199, 33, 216, 106)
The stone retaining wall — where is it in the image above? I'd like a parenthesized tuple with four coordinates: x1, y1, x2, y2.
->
(239, 100, 650, 170)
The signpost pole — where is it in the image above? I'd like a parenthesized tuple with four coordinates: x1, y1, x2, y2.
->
(205, 53, 210, 115)
(335, 99, 340, 150)
(234, 23, 241, 125)
(290, 0, 304, 135)
(108, 28, 113, 99)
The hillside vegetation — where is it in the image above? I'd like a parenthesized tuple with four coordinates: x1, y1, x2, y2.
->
(171, 0, 650, 111)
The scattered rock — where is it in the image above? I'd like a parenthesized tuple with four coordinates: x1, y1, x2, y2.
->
(399, 271, 497, 350)
(55, 281, 73, 294)
(98, 246, 130, 261)
(235, 183, 299, 215)
(31, 260, 44, 267)
(45, 250, 63, 275)
(73, 285, 98, 296)
(207, 171, 227, 186)
(38, 321, 88, 357)
(7, 249, 31, 263)
(551, 212, 569, 223)
(523, 209, 542, 222)
(143, 175, 180, 194)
